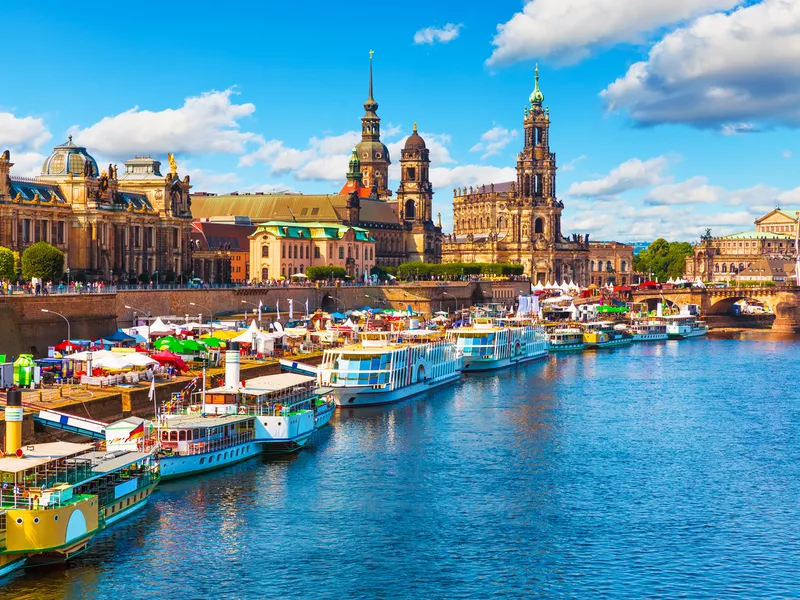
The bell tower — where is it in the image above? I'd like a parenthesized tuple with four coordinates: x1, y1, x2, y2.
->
(355, 50, 391, 198)
(396, 123, 432, 223)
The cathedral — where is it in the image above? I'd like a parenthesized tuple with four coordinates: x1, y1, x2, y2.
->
(441, 68, 591, 285)
(0, 138, 193, 281)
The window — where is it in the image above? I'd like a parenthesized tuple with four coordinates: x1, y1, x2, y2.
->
(329, 247, 333, 259)
(621, 261, 627, 272)
(261, 267, 269, 280)
(339, 247, 344, 259)
(534, 218, 544, 234)
(282, 245, 286, 258)
(315, 247, 321, 259)
(261, 245, 269, 258)
(355, 247, 359, 259)
(406, 167, 416, 180)
(200, 457, 206, 464)
(293, 245, 298, 259)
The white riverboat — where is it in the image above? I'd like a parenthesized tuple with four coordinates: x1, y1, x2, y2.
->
(630, 319, 668, 342)
(318, 330, 463, 407)
(664, 315, 709, 339)
(546, 327, 586, 352)
(446, 318, 547, 371)
(582, 321, 633, 349)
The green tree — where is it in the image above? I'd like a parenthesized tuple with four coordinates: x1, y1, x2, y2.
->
(633, 239, 694, 282)
(370, 265, 397, 280)
(21, 242, 65, 282)
(305, 266, 346, 281)
(0, 246, 15, 281)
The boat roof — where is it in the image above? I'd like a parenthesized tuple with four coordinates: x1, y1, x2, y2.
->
(90, 451, 153, 474)
(244, 373, 315, 392)
(0, 442, 95, 474)
(161, 414, 253, 428)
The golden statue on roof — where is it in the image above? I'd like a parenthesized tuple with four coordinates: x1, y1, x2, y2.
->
(168, 153, 178, 175)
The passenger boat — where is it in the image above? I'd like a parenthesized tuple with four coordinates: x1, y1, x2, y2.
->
(664, 315, 709, 339)
(1, 389, 159, 578)
(546, 327, 585, 352)
(629, 319, 668, 342)
(446, 318, 547, 371)
(318, 330, 463, 407)
(582, 321, 633, 349)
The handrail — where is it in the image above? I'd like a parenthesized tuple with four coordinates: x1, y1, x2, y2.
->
(184, 430, 254, 456)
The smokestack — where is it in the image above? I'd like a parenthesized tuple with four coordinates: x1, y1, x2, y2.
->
(225, 342, 241, 389)
(5, 389, 23, 455)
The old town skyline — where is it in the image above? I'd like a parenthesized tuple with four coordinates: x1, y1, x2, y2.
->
(2, 0, 799, 242)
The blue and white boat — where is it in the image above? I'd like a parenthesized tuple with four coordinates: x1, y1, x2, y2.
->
(446, 318, 548, 371)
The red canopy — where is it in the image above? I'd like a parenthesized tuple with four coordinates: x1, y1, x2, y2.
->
(54, 340, 78, 352)
(638, 281, 660, 288)
(150, 351, 188, 372)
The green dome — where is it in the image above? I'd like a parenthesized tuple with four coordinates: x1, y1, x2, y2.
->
(529, 66, 544, 106)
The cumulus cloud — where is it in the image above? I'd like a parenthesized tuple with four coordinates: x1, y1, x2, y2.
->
(0, 113, 51, 150)
(601, 0, 800, 129)
(5, 151, 49, 177)
(567, 156, 670, 197)
(487, 0, 741, 65)
(560, 155, 587, 172)
(645, 176, 722, 205)
(71, 89, 262, 158)
(414, 23, 463, 45)
(469, 126, 518, 159)
(777, 186, 800, 205)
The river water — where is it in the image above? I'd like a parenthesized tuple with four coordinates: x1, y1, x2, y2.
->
(5, 335, 800, 599)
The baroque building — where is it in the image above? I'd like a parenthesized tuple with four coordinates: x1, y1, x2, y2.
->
(442, 68, 590, 285)
(588, 241, 634, 286)
(0, 139, 193, 281)
(685, 208, 799, 282)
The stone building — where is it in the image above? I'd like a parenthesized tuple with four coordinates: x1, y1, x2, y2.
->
(248, 221, 376, 281)
(685, 209, 798, 282)
(190, 218, 255, 283)
(588, 241, 634, 286)
(0, 139, 193, 281)
(441, 68, 590, 285)
(191, 53, 442, 270)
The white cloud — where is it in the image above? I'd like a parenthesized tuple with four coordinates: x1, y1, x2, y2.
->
(71, 89, 262, 158)
(487, 0, 741, 65)
(414, 23, 463, 45)
(783, 150, 793, 159)
(778, 186, 800, 205)
(645, 176, 722, 205)
(0, 113, 51, 150)
(184, 165, 241, 194)
(5, 151, 48, 177)
(601, 0, 800, 129)
(721, 123, 759, 136)
(567, 156, 670, 197)
(469, 126, 518, 159)
(560, 155, 587, 172)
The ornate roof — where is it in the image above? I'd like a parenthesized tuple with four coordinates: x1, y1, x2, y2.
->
(529, 66, 544, 106)
(40, 135, 99, 178)
(404, 123, 426, 151)
(8, 180, 66, 204)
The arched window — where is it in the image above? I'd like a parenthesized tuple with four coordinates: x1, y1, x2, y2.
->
(347, 246, 352, 259)
(299, 264, 304, 273)
(498, 216, 506, 230)
(730, 263, 736, 273)
(405, 199, 415, 220)
(590, 261, 595, 271)
(262, 267, 269, 280)
(621, 260, 627, 272)
(261, 245, 269, 258)
(715, 264, 719, 273)
(534, 218, 544, 234)
(293, 245, 298, 259)
(739, 263, 744, 272)
(339, 247, 344, 259)
(606, 261, 612, 271)
(722, 264, 727, 273)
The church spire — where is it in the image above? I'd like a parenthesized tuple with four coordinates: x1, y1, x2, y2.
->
(530, 64, 544, 106)
(364, 50, 378, 115)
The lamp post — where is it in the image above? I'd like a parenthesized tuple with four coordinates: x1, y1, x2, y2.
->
(66, 267, 71, 290)
(441, 291, 459, 315)
(189, 302, 214, 331)
(41, 309, 71, 344)
(330, 296, 347, 313)
(125, 305, 151, 348)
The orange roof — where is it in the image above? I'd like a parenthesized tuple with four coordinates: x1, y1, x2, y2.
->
(339, 180, 372, 198)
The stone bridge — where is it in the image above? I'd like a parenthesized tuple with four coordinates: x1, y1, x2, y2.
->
(631, 287, 800, 333)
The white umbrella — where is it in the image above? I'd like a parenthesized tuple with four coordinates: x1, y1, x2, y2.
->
(291, 273, 307, 279)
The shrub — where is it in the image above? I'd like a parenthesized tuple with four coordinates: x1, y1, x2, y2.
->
(306, 266, 347, 281)
(138, 272, 150, 283)
(21, 242, 65, 282)
(0, 246, 15, 281)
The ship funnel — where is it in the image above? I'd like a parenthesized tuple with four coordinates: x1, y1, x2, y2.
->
(5, 389, 23, 455)
(225, 342, 241, 389)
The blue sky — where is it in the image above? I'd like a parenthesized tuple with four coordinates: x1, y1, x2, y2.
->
(2, 0, 798, 241)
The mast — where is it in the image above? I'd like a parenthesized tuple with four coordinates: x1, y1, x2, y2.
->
(795, 211, 800, 287)
(202, 365, 207, 414)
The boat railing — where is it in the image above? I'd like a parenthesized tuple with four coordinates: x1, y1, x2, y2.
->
(185, 430, 255, 456)
(0, 488, 95, 511)
(96, 468, 160, 508)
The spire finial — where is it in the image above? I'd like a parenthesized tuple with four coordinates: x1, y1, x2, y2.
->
(68, 134, 73, 143)
(413, 122, 417, 132)
(368, 50, 374, 101)
(530, 64, 544, 106)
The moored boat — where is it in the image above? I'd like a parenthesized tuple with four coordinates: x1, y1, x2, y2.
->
(546, 327, 586, 352)
(446, 318, 548, 371)
(664, 315, 709, 339)
(318, 330, 463, 407)
(582, 321, 633, 349)
(629, 319, 668, 342)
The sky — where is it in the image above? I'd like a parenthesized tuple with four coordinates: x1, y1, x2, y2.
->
(2, 0, 799, 242)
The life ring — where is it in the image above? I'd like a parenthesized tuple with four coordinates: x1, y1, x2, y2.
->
(238, 406, 246, 414)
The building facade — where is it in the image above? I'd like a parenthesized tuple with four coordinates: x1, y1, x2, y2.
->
(248, 221, 376, 282)
(191, 218, 255, 283)
(0, 140, 193, 281)
(685, 209, 798, 282)
(588, 241, 634, 286)
(441, 68, 590, 285)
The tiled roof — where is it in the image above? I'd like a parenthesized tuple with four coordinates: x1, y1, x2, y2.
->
(358, 199, 400, 225)
(114, 191, 152, 211)
(252, 221, 375, 242)
(739, 258, 795, 277)
(721, 231, 793, 240)
(190, 193, 347, 223)
(191, 221, 255, 251)
(9, 179, 66, 203)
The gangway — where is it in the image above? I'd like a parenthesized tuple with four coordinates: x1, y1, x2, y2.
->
(34, 409, 108, 440)
(279, 359, 319, 377)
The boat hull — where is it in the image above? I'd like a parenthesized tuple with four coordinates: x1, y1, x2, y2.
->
(585, 338, 632, 349)
(548, 342, 585, 352)
(331, 372, 462, 407)
(160, 442, 262, 481)
(631, 333, 668, 342)
(462, 349, 547, 372)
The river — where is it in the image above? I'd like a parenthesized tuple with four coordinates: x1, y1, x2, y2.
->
(5, 335, 800, 598)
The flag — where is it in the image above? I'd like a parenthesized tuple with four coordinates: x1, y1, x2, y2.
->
(289, 299, 294, 319)
(305, 298, 309, 317)
(149, 377, 156, 403)
(276, 299, 281, 321)
(258, 300, 263, 322)
(125, 421, 145, 441)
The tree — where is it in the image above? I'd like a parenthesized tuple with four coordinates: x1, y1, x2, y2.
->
(633, 239, 694, 282)
(21, 242, 65, 282)
(370, 265, 397, 280)
(0, 246, 15, 281)
(305, 266, 346, 281)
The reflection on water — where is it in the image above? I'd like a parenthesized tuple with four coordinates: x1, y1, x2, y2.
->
(4, 338, 800, 598)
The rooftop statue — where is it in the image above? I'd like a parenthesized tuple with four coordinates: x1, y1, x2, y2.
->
(168, 152, 178, 175)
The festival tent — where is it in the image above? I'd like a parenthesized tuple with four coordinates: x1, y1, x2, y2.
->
(534, 281, 545, 291)
(93, 355, 135, 371)
(154, 337, 184, 353)
(180, 339, 207, 353)
(122, 353, 159, 367)
(544, 281, 556, 290)
(150, 351, 188, 372)
(148, 318, 173, 336)
(568, 303, 579, 319)
(560, 281, 571, 293)
(329, 312, 346, 320)
(54, 340, 82, 352)
(431, 315, 450, 323)
(104, 330, 137, 344)
(201, 337, 225, 348)
(66, 349, 114, 362)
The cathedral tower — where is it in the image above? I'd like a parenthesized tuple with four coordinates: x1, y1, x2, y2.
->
(355, 50, 391, 198)
(396, 123, 432, 223)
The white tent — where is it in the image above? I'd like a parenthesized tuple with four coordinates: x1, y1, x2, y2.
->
(67, 349, 114, 362)
(534, 281, 545, 291)
(123, 353, 159, 367)
(543, 295, 572, 304)
(544, 281, 556, 290)
(149, 318, 173, 335)
(568, 303, 579, 319)
(568, 281, 581, 293)
(232, 320, 261, 344)
(559, 280, 570, 293)
(93, 355, 134, 371)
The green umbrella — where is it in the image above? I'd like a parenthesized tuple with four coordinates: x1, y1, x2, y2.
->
(181, 339, 207, 353)
(201, 337, 224, 348)
(155, 338, 184, 353)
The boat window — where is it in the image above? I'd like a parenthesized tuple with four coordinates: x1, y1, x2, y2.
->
(179, 431, 186, 441)
(200, 457, 206, 464)
(169, 431, 178, 441)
